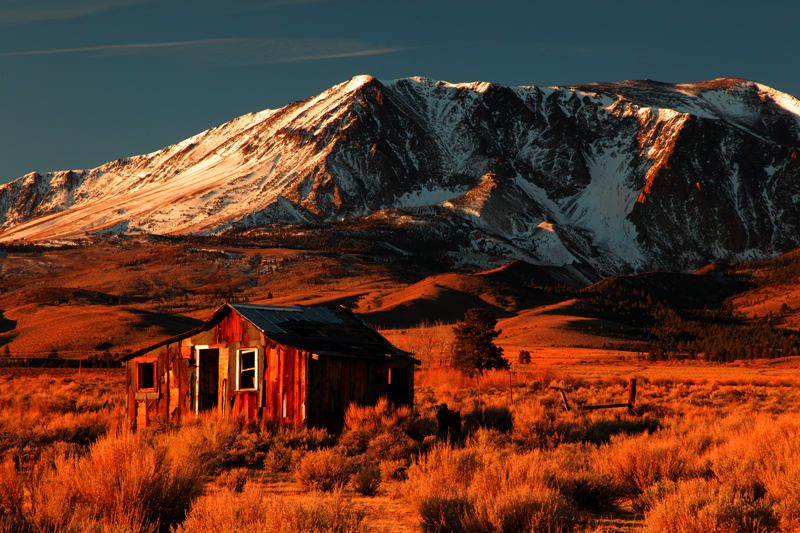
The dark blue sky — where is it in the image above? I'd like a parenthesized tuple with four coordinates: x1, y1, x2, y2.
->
(2, 0, 799, 185)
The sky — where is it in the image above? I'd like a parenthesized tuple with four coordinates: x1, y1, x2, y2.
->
(1, 0, 799, 185)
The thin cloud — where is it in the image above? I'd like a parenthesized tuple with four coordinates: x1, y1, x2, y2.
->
(242, 0, 327, 9)
(0, 0, 154, 25)
(0, 37, 414, 66)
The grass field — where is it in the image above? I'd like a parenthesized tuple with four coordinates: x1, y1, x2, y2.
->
(1, 357, 799, 533)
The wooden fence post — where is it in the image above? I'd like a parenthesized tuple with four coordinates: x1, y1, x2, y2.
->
(627, 379, 637, 415)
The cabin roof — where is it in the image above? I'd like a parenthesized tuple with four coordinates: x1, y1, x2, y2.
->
(118, 303, 418, 363)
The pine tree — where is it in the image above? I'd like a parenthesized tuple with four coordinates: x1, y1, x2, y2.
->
(451, 309, 508, 380)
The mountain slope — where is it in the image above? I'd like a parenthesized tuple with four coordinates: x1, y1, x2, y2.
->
(1, 75, 799, 276)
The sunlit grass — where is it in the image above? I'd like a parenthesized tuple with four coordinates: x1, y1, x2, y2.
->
(1, 366, 800, 531)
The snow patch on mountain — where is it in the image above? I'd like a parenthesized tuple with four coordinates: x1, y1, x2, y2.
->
(1, 75, 799, 277)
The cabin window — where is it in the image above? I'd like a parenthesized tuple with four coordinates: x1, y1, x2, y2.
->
(136, 360, 157, 392)
(236, 348, 258, 390)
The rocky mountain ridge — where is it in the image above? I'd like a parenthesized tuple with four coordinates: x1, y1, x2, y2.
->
(1, 75, 799, 277)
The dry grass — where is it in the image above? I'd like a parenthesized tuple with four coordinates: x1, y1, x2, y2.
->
(2, 364, 800, 532)
(0, 429, 204, 532)
(0, 373, 124, 462)
(173, 485, 370, 533)
(296, 448, 355, 492)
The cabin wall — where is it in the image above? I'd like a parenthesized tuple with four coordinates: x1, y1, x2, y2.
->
(310, 356, 377, 434)
(261, 344, 307, 428)
(126, 339, 190, 431)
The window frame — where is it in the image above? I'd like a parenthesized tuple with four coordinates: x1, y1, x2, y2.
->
(236, 347, 259, 391)
(134, 357, 159, 400)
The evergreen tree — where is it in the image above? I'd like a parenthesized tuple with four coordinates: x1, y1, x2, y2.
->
(451, 309, 508, 379)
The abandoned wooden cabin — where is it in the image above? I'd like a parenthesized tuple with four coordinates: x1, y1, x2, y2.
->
(119, 303, 419, 432)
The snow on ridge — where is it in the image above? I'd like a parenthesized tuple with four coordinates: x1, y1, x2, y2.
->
(341, 75, 376, 93)
(396, 186, 467, 208)
(756, 83, 800, 118)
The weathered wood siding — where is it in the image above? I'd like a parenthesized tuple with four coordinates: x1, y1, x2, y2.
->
(125, 308, 411, 432)
(312, 356, 376, 433)
(260, 344, 307, 428)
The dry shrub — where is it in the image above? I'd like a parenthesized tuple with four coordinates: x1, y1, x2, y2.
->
(404, 444, 483, 501)
(343, 397, 426, 440)
(600, 431, 695, 498)
(416, 368, 476, 390)
(340, 398, 431, 480)
(0, 429, 203, 532)
(645, 478, 779, 533)
(511, 400, 567, 449)
(175, 485, 370, 533)
(417, 495, 474, 533)
(707, 414, 800, 530)
(405, 444, 576, 533)
(417, 483, 573, 533)
(296, 448, 355, 492)
(263, 443, 293, 475)
(217, 467, 249, 492)
(344, 397, 394, 434)
(466, 404, 513, 434)
(0, 458, 24, 517)
(536, 444, 624, 513)
(365, 427, 417, 479)
(351, 463, 381, 496)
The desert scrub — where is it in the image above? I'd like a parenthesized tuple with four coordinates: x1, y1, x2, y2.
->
(404, 444, 577, 533)
(217, 467, 249, 492)
(705, 413, 800, 530)
(535, 443, 625, 513)
(1, 429, 203, 532)
(0, 374, 124, 457)
(174, 485, 370, 533)
(464, 403, 513, 434)
(599, 430, 698, 499)
(351, 463, 381, 496)
(645, 478, 779, 533)
(340, 398, 432, 480)
(296, 447, 356, 492)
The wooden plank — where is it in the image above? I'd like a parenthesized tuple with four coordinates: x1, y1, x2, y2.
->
(269, 346, 279, 421)
(168, 349, 178, 419)
(300, 352, 307, 426)
(126, 362, 136, 430)
(310, 355, 321, 427)
(219, 348, 229, 417)
(293, 349, 301, 427)
(279, 347, 286, 424)
(234, 391, 258, 420)
(341, 358, 351, 410)
(170, 387, 180, 417)
(158, 349, 168, 420)
(136, 401, 148, 430)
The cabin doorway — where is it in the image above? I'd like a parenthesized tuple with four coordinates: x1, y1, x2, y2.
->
(388, 367, 411, 406)
(195, 348, 219, 413)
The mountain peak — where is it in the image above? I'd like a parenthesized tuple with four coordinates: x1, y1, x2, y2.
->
(337, 75, 379, 93)
(1, 75, 799, 277)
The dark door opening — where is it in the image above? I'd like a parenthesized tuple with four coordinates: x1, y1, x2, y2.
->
(197, 348, 219, 413)
(388, 367, 410, 406)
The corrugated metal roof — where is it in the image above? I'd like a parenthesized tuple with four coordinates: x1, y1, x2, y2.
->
(228, 303, 342, 335)
(120, 303, 418, 364)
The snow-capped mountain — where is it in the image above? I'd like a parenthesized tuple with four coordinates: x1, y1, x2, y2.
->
(1, 75, 799, 276)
